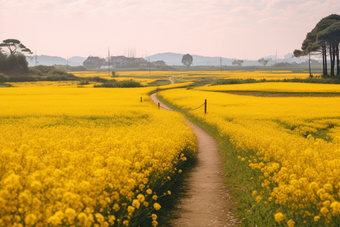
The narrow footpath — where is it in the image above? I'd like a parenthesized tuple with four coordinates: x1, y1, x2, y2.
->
(150, 93, 238, 227)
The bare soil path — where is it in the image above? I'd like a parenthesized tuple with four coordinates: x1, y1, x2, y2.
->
(150, 93, 238, 227)
(169, 77, 175, 84)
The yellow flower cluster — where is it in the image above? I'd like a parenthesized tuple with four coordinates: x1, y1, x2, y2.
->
(196, 82, 340, 93)
(7, 77, 193, 89)
(172, 71, 308, 80)
(0, 86, 196, 226)
(160, 87, 340, 226)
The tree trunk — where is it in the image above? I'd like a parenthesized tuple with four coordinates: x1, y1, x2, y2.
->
(308, 53, 311, 77)
(322, 47, 325, 76)
(337, 44, 339, 76)
(330, 43, 334, 76)
(323, 44, 328, 76)
(332, 43, 338, 76)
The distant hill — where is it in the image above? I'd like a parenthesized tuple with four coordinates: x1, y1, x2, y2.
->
(147, 52, 310, 66)
(26, 55, 86, 67)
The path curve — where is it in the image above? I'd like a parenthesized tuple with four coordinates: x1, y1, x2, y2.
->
(150, 93, 238, 227)
(169, 77, 175, 84)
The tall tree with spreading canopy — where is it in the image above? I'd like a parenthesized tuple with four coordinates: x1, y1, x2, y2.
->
(181, 54, 193, 67)
(294, 14, 340, 77)
(0, 39, 33, 55)
(318, 21, 340, 76)
(0, 39, 32, 72)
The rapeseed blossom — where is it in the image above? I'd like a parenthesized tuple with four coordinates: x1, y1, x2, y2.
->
(0, 86, 196, 226)
(160, 87, 340, 226)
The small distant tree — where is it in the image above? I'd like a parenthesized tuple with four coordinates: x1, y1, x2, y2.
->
(111, 71, 119, 77)
(0, 39, 33, 56)
(232, 60, 244, 66)
(182, 54, 193, 67)
(258, 58, 269, 66)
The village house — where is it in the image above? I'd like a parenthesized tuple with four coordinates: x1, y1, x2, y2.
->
(109, 56, 148, 67)
(83, 56, 106, 69)
(83, 55, 149, 69)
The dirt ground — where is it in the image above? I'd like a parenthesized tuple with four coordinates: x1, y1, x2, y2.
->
(150, 94, 238, 227)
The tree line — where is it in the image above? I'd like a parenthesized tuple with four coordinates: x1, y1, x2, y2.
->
(294, 14, 340, 77)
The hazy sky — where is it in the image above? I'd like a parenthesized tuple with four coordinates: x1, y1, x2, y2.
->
(1, 0, 340, 60)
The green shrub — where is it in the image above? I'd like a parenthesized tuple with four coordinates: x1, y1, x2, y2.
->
(0, 73, 8, 83)
(212, 78, 258, 85)
(94, 79, 144, 88)
(78, 80, 89, 85)
(30, 65, 54, 74)
(54, 65, 87, 72)
(45, 74, 78, 81)
(8, 76, 37, 82)
(29, 68, 44, 76)
(90, 76, 108, 82)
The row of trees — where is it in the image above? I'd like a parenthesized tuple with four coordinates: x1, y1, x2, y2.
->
(233, 59, 270, 67)
(182, 56, 270, 67)
(182, 57, 271, 67)
(294, 14, 340, 77)
(0, 39, 32, 73)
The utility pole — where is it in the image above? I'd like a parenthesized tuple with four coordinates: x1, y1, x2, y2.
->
(275, 50, 277, 65)
(149, 58, 151, 74)
(35, 50, 38, 66)
(220, 57, 222, 72)
(66, 56, 68, 70)
(108, 48, 110, 76)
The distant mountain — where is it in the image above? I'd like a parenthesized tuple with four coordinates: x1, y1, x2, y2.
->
(147, 52, 311, 66)
(260, 53, 309, 64)
(26, 55, 86, 67)
(69, 56, 86, 65)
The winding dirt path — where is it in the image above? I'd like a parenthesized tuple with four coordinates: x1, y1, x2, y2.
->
(150, 93, 238, 227)
(169, 77, 175, 84)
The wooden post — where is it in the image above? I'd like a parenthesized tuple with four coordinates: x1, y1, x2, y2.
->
(141, 97, 142, 102)
(158, 102, 160, 109)
(204, 99, 207, 114)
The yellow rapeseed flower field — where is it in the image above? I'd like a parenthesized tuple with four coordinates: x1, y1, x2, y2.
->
(0, 86, 196, 227)
(174, 71, 309, 80)
(159, 87, 340, 226)
(196, 82, 340, 93)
